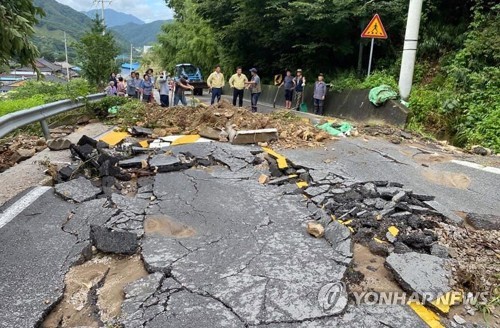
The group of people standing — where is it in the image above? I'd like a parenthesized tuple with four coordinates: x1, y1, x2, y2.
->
(106, 69, 194, 107)
(206, 66, 261, 113)
(105, 65, 327, 115)
(280, 69, 327, 115)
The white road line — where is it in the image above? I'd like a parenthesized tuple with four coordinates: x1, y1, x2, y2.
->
(451, 160, 500, 175)
(0, 186, 51, 229)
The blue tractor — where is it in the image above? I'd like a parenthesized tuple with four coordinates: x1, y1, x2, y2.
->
(174, 64, 207, 96)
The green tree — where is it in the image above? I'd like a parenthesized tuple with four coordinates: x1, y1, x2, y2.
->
(0, 0, 44, 70)
(75, 17, 119, 87)
(155, 0, 223, 75)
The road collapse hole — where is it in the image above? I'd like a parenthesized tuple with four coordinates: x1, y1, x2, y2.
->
(42, 253, 148, 328)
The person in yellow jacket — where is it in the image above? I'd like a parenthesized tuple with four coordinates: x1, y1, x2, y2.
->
(228, 66, 248, 107)
(207, 65, 225, 105)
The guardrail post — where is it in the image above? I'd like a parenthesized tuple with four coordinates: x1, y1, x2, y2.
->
(39, 119, 50, 140)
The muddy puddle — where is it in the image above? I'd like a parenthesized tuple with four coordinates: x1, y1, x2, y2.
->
(422, 169, 471, 189)
(348, 244, 402, 295)
(43, 254, 147, 327)
(144, 215, 196, 238)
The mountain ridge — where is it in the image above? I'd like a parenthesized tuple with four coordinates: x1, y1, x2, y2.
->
(85, 9, 145, 27)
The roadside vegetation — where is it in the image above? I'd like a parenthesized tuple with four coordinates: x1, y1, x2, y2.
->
(0, 79, 95, 117)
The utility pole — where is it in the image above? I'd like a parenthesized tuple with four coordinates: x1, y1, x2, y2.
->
(64, 31, 70, 81)
(93, 0, 112, 35)
(130, 44, 133, 77)
(398, 0, 423, 101)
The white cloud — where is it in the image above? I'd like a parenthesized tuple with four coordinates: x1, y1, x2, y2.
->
(55, 0, 174, 23)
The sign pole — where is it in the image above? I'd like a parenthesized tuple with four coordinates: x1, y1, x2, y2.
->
(361, 14, 388, 77)
(367, 38, 375, 77)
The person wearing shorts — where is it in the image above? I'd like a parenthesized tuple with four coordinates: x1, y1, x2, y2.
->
(281, 69, 295, 109)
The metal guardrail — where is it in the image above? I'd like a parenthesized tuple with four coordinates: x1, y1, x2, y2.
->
(0, 93, 106, 140)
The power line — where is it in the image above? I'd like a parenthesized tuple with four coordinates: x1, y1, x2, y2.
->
(92, 0, 112, 34)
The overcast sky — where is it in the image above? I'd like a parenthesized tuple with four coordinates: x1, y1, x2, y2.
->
(55, 0, 174, 23)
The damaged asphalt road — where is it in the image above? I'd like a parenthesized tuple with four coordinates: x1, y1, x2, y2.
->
(0, 141, 486, 327)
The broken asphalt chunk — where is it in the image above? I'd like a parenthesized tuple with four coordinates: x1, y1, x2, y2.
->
(386, 252, 452, 308)
(77, 135, 98, 148)
(130, 126, 154, 137)
(119, 154, 150, 169)
(90, 225, 138, 255)
(465, 212, 500, 230)
(149, 154, 186, 173)
(55, 177, 101, 203)
(111, 194, 149, 215)
(424, 201, 464, 226)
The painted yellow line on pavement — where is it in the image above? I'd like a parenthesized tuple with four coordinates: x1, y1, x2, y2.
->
(262, 147, 288, 169)
(408, 302, 444, 328)
(430, 291, 462, 314)
(100, 131, 130, 146)
(171, 135, 201, 146)
(296, 181, 308, 188)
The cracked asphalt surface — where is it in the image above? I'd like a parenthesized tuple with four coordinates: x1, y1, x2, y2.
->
(2, 127, 499, 327)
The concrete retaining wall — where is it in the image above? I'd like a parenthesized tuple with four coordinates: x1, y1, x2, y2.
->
(222, 85, 408, 127)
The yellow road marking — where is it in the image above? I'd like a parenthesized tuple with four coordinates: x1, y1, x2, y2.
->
(171, 135, 201, 146)
(408, 302, 444, 328)
(262, 147, 288, 169)
(100, 131, 130, 146)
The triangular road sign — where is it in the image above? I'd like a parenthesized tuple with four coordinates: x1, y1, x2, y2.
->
(361, 14, 388, 39)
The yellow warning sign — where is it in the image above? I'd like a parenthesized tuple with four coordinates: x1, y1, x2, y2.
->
(361, 14, 388, 39)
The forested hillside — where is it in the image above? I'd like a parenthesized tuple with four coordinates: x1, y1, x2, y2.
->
(155, 0, 499, 151)
(110, 20, 172, 47)
(31, 0, 164, 61)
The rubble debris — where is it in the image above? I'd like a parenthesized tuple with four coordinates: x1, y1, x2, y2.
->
(99, 131, 130, 147)
(424, 201, 464, 226)
(453, 314, 467, 325)
(227, 125, 278, 145)
(129, 126, 154, 137)
(46, 138, 71, 151)
(90, 225, 138, 255)
(470, 145, 492, 156)
(258, 174, 269, 184)
(199, 126, 221, 140)
(386, 252, 452, 305)
(112, 100, 338, 149)
(307, 221, 325, 238)
(55, 176, 101, 203)
(16, 148, 36, 160)
(430, 244, 449, 258)
(465, 212, 500, 230)
(119, 154, 149, 169)
(149, 154, 187, 173)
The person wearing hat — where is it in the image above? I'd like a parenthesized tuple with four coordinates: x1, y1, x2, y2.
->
(245, 68, 261, 113)
(207, 65, 225, 105)
(293, 69, 306, 110)
(313, 73, 327, 115)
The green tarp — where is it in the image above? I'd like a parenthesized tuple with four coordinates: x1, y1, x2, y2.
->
(369, 85, 398, 106)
